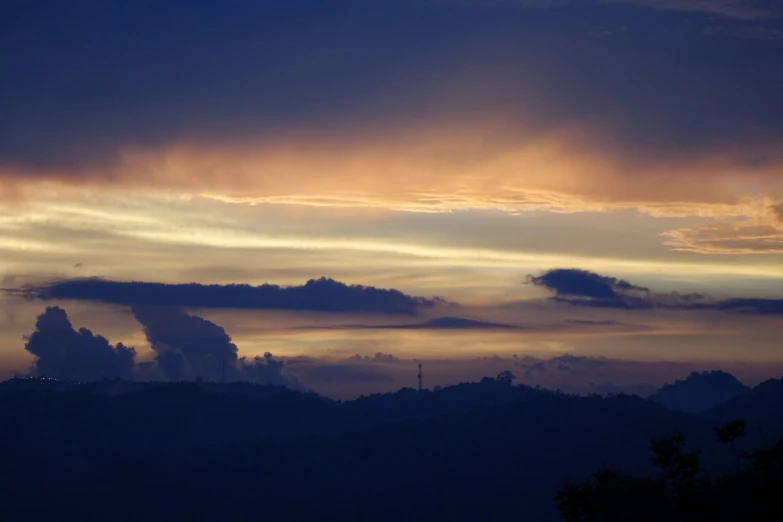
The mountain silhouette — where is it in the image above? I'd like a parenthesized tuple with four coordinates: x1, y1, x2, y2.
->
(648, 370, 750, 413)
(2, 374, 781, 521)
(705, 377, 783, 444)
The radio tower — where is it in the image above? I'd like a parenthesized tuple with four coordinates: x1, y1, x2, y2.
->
(417, 364, 423, 392)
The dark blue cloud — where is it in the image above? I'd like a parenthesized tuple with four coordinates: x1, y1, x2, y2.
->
(132, 304, 299, 386)
(24, 277, 441, 315)
(530, 268, 783, 315)
(20, 304, 299, 386)
(529, 268, 652, 309)
(564, 319, 623, 326)
(24, 307, 137, 381)
(529, 268, 648, 299)
(295, 316, 518, 331)
(380, 317, 517, 329)
(132, 305, 239, 382)
(345, 353, 401, 363)
(1, 0, 781, 176)
(550, 353, 612, 371)
(701, 298, 783, 315)
(513, 1, 782, 21)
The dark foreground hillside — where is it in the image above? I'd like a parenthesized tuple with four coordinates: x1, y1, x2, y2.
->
(1, 376, 782, 521)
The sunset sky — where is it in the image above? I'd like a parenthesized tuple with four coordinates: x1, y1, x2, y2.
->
(2, 0, 783, 397)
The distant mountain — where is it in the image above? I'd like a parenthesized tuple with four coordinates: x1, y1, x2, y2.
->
(705, 378, 783, 442)
(649, 370, 750, 413)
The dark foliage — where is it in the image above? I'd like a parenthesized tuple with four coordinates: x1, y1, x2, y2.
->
(555, 419, 783, 522)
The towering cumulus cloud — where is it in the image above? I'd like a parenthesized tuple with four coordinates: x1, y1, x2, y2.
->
(132, 306, 297, 387)
(132, 306, 239, 382)
(27, 277, 440, 315)
(24, 307, 137, 380)
(20, 305, 297, 386)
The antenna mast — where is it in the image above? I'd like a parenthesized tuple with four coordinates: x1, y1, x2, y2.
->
(418, 364, 423, 392)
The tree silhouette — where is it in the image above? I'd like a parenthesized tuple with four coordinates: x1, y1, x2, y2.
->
(496, 370, 516, 385)
(554, 419, 783, 522)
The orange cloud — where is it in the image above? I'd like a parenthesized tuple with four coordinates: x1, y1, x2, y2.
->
(662, 202, 783, 254)
(1, 119, 782, 221)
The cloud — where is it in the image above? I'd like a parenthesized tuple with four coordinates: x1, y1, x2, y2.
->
(296, 315, 651, 334)
(24, 277, 441, 315)
(519, 360, 548, 379)
(662, 220, 783, 254)
(528, 268, 653, 309)
(549, 353, 613, 371)
(131, 306, 298, 386)
(23, 306, 137, 381)
(439, 1, 779, 20)
(132, 306, 239, 382)
(285, 350, 783, 399)
(564, 319, 623, 326)
(703, 23, 783, 40)
(514, 353, 613, 375)
(660, 203, 783, 254)
(346, 353, 402, 363)
(530, 267, 783, 315)
(557, 319, 653, 333)
(1, 0, 782, 221)
(294, 364, 395, 384)
(563, 0, 779, 20)
(239, 353, 292, 385)
(528, 268, 649, 299)
(20, 304, 301, 387)
(5, 125, 780, 221)
(504, 353, 772, 396)
(338, 317, 517, 330)
(600, 0, 782, 20)
(386, 316, 517, 329)
(703, 298, 783, 315)
(770, 202, 783, 222)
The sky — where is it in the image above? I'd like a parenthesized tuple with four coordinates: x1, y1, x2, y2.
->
(2, 0, 783, 398)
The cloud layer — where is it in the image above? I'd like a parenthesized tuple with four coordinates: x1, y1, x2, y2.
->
(1, 0, 781, 222)
(543, 0, 783, 20)
(13, 302, 783, 398)
(530, 268, 783, 314)
(338, 317, 518, 330)
(25, 277, 441, 315)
